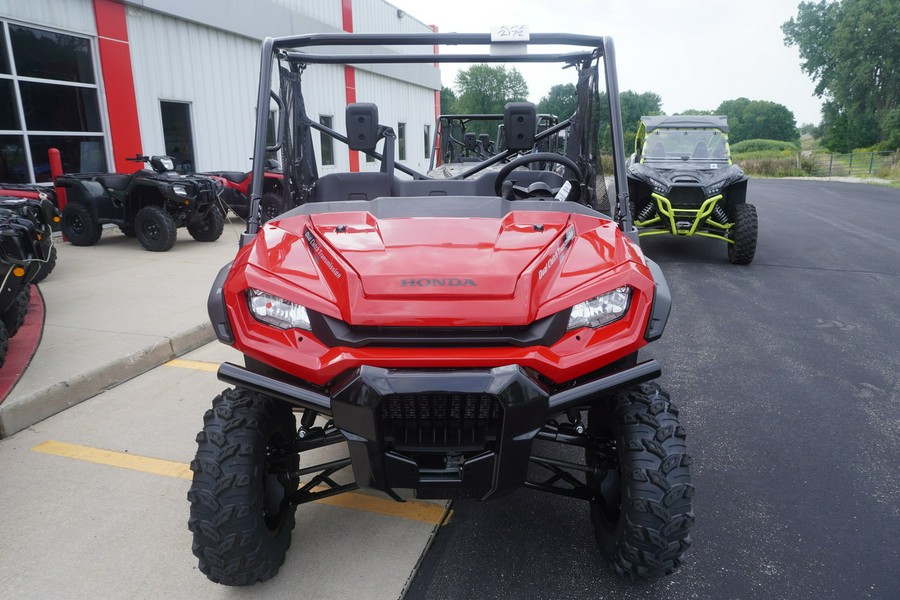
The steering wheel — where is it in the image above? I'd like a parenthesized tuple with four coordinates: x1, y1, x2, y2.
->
(493, 152, 584, 196)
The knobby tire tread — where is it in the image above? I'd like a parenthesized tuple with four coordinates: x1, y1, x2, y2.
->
(187, 388, 298, 586)
(589, 382, 694, 579)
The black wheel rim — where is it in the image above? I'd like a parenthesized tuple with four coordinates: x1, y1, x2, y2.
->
(142, 218, 161, 241)
(587, 440, 622, 527)
(262, 432, 294, 531)
(262, 201, 279, 221)
(70, 214, 85, 235)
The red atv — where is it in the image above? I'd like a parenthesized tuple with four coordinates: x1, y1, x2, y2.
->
(190, 32, 693, 586)
(200, 159, 285, 221)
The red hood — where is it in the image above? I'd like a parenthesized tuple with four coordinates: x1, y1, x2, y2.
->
(243, 208, 646, 326)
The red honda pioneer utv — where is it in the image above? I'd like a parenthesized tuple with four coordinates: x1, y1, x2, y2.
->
(190, 32, 693, 585)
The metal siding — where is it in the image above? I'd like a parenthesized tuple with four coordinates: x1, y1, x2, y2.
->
(124, 2, 438, 173)
(354, 69, 434, 176)
(268, 0, 342, 29)
(354, 0, 436, 55)
(124, 0, 344, 42)
(127, 7, 262, 171)
(0, 0, 96, 35)
(302, 63, 350, 173)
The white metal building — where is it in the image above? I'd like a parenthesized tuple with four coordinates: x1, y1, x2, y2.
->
(0, 0, 440, 183)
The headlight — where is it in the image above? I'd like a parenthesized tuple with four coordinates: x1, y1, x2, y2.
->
(704, 182, 724, 197)
(648, 177, 669, 195)
(567, 286, 631, 330)
(246, 289, 311, 330)
(173, 185, 189, 197)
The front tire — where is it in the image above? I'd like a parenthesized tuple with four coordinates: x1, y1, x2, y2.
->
(585, 383, 694, 579)
(188, 388, 299, 586)
(1, 286, 30, 338)
(187, 207, 225, 242)
(134, 205, 177, 252)
(32, 244, 57, 283)
(61, 202, 101, 246)
(727, 203, 758, 265)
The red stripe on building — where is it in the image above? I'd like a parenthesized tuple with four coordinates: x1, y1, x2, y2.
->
(341, 0, 353, 31)
(431, 25, 441, 164)
(342, 0, 359, 171)
(344, 65, 360, 172)
(93, 0, 142, 173)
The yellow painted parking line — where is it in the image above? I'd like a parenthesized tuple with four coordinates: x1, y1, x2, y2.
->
(32, 440, 451, 526)
(33, 440, 193, 479)
(317, 491, 451, 525)
(164, 358, 220, 372)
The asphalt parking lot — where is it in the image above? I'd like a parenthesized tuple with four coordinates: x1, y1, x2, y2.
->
(407, 179, 900, 600)
(0, 179, 897, 600)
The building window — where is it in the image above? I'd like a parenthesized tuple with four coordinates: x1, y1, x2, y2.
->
(20, 82, 101, 131)
(0, 21, 106, 182)
(423, 124, 431, 158)
(9, 24, 95, 83)
(160, 101, 195, 173)
(398, 122, 406, 161)
(320, 115, 334, 166)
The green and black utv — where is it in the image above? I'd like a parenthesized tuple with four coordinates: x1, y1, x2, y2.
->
(626, 115, 757, 264)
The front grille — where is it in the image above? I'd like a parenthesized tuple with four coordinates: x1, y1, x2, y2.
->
(378, 393, 502, 449)
(310, 311, 570, 348)
(668, 185, 705, 208)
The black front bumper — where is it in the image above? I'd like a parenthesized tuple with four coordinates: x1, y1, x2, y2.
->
(217, 359, 660, 500)
(332, 365, 547, 500)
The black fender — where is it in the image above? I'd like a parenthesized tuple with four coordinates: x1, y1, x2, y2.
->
(644, 258, 671, 341)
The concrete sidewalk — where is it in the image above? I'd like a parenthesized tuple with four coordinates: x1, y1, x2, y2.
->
(0, 217, 248, 437)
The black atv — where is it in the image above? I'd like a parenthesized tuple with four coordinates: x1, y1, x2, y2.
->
(627, 115, 758, 264)
(0, 194, 60, 283)
(0, 207, 45, 367)
(56, 155, 225, 252)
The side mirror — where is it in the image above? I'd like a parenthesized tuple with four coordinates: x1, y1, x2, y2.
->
(346, 103, 380, 152)
(503, 102, 537, 151)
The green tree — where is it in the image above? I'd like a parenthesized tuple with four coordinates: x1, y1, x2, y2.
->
(598, 91, 663, 153)
(453, 64, 528, 115)
(440, 86, 458, 114)
(715, 98, 798, 144)
(537, 83, 577, 120)
(783, 0, 900, 150)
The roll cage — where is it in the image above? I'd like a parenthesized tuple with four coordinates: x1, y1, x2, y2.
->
(243, 33, 633, 245)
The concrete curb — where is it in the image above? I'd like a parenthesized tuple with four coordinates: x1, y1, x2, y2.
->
(0, 322, 215, 437)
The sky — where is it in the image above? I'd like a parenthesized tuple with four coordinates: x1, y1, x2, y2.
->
(386, 0, 824, 125)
